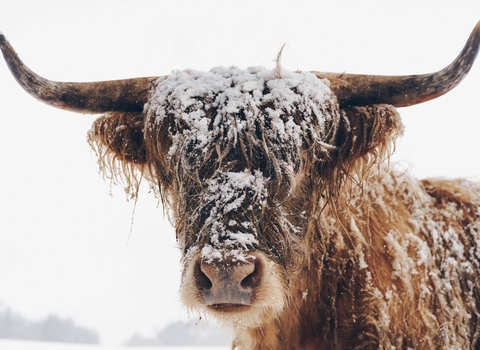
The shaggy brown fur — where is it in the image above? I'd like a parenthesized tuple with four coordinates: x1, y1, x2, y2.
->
(88, 68, 480, 349)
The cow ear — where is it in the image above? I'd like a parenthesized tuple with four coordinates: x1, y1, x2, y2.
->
(312, 104, 403, 200)
(336, 104, 404, 163)
(88, 112, 147, 197)
(319, 104, 404, 180)
(89, 112, 146, 164)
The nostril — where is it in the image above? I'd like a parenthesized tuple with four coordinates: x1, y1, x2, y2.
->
(194, 260, 212, 290)
(241, 259, 263, 289)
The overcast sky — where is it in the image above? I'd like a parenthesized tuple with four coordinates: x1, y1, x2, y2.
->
(0, 0, 479, 346)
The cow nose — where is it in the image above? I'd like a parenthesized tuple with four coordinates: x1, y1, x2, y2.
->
(194, 258, 263, 309)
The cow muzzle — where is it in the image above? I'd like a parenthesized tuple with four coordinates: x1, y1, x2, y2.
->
(194, 257, 263, 312)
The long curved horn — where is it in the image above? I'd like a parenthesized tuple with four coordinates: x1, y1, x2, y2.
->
(0, 33, 162, 114)
(313, 21, 480, 108)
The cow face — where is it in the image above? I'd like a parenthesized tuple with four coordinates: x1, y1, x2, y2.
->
(142, 66, 341, 326)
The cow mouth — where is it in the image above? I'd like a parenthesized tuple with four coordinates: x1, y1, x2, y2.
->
(208, 304, 252, 313)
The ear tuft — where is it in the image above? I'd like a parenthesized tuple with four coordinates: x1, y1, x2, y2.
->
(89, 112, 146, 164)
(88, 112, 147, 199)
(313, 104, 404, 200)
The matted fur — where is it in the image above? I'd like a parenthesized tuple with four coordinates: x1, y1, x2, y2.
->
(88, 67, 480, 349)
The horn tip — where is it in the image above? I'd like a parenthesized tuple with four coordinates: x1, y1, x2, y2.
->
(0, 32, 6, 49)
(474, 20, 480, 40)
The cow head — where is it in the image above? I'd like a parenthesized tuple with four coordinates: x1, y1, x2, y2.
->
(1, 21, 479, 328)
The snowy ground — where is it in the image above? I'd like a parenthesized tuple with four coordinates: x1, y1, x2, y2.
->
(0, 339, 229, 350)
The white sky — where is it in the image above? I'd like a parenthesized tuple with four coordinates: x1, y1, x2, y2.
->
(0, 0, 479, 346)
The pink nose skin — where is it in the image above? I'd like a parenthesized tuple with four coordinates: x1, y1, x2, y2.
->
(194, 258, 263, 311)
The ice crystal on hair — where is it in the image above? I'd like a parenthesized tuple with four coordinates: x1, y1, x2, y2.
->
(201, 170, 264, 250)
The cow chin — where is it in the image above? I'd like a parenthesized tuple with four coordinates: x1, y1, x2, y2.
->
(180, 250, 287, 329)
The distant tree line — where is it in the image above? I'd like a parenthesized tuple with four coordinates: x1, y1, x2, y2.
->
(0, 305, 99, 344)
(124, 319, 231, 347)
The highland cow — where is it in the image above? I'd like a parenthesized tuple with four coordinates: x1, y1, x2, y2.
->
(1, 22, 480, 349)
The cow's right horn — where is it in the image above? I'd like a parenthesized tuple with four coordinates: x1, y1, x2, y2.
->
(313, 21, 480, 108)
(0, 33, 162, 114)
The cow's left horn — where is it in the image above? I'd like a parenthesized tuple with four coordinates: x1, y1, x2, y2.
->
(0, 33, 162, 114)
(313, 21, 480, 107)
